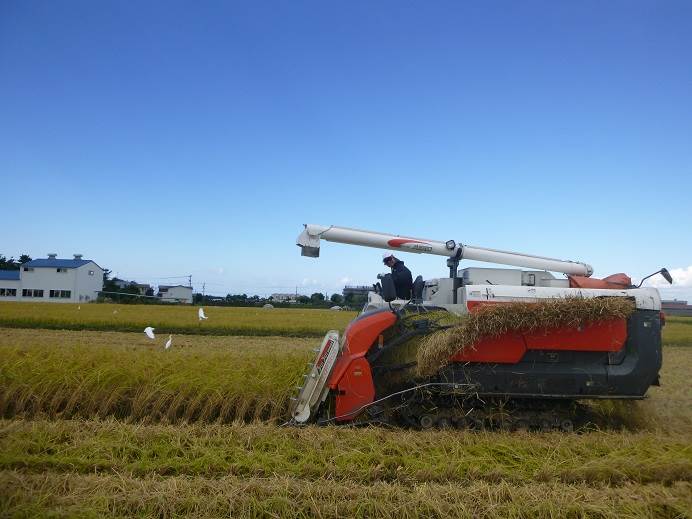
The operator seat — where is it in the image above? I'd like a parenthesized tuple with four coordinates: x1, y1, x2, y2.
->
(411, 275, 424, 303)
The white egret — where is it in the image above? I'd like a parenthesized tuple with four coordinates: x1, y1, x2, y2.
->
(165, 334, 172, 350)
(198, 308, 208, 320)
(144, 326, 156, 339)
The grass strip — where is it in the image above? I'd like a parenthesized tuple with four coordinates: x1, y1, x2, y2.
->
(1, 470, 690, 519)
(1, 419, 690, 485)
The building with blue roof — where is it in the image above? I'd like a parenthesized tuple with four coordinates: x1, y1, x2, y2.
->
(0, 253, 104, 303)
(0, 270, 21, 281)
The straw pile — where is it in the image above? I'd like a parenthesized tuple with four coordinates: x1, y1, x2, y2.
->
(416, 297, 636, 377)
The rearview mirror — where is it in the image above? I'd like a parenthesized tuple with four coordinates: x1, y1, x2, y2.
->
(381, 274, 397, 302)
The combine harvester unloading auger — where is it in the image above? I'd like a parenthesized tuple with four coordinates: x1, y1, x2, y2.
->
(290, 224, 673, 430)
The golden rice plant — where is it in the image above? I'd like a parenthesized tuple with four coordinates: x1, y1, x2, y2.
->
(2, 419, 691, 485)
(662, 315, 692, 346)
(0, 301, 356, 337)
(3, 470, 690, 519)
(0, 329, 315, 423)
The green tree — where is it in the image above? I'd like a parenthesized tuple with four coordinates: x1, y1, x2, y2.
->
(0, 255, 17, 270)
(330, 293, 344, 305)
(310, 292, 325, 303)
(0, 253, 32, 270)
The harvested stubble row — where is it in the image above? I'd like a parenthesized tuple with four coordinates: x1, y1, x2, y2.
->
(0, 329, 314, 423)
(2, 419, 691, 485)
(1, 470, 690, 519)
(417, 297, 636, 376)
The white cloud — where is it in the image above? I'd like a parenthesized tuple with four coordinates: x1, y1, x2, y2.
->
(340, 277, 351, 285)
(646, 265, 692, 288)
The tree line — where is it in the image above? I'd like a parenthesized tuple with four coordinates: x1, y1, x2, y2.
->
(193, 292, 368, 308)
(0, 254, 32, 270)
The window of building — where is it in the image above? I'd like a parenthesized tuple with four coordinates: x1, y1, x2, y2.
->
(57, 268, 68, 273)
(22, 289, 44, 297)
(49, 290, 71, 298)
(23, 267, 34, 272)
(0, 288, 17, 297)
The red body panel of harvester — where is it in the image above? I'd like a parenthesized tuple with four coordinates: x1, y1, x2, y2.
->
(327, 307, 628, 422)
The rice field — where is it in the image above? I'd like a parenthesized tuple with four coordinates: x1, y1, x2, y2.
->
(0, 329, 313, 424)
(0, 304, 691, 517)
(0, 302, 357, 337)
(663, 316, 692, 346)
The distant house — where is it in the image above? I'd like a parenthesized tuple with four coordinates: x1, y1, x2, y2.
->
(342, 285, 372, 298)
(0, 254, 104, 303)
(0, 270, 20, 299)
(271, 293, 297, 303)
(111, 278, 130, 289)
(158, 285, 193, 304)
(662, 299, 692, 317)
(110, 278, 152, 296)
(133, 283, 153, 296)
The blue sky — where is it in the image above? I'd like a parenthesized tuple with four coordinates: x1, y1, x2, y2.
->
(1, 1, 691, 299)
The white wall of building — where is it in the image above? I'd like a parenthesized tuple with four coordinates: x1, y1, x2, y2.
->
(2, 261, 104, 303)
(74, 262, 104, 302)
(20, 266, 78, 302)
(0, 279, 21, 300)
(160, 285, 193, 304)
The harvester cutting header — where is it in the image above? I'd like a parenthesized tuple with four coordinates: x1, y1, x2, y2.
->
(292, 224, 672, 430)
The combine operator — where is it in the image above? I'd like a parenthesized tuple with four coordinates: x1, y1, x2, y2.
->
(383, 253, 413, 299)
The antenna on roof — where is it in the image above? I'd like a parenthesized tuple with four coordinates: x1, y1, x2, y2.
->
(74, 254, 83, 260)
(47, 253, 57, 259)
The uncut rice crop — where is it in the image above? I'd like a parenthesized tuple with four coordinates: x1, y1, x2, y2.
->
(0, 328, 315, 423)
(417, 297, 636, 376)
(0, 301, 357, 337)
(662, 316, 692, 346)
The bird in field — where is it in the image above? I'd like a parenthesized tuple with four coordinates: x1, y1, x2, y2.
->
(144, 326, 156, 339)
(198, 308, 208, 320)
(77, 306, 81, 310)
(165, 334, 172, 350)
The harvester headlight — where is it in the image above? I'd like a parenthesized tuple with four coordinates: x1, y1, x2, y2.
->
(445, 240, 456, 251)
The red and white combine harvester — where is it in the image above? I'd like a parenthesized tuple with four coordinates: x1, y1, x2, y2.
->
(291, 224, 672, 430)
